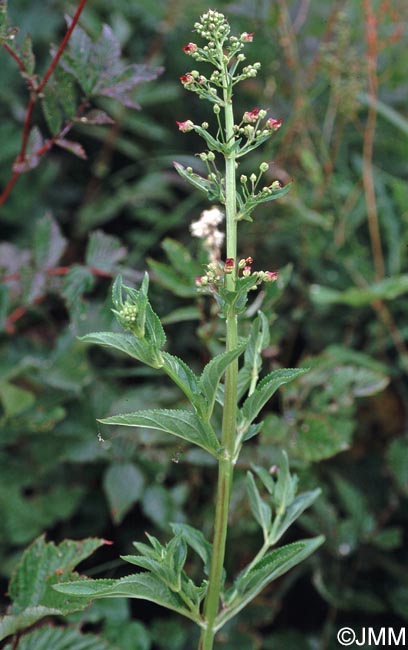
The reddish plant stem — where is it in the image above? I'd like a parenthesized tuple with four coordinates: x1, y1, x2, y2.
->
(2, 41, 27, 74)
(0, 172, 20, 206)
(0, 0, 88, 206)
(38, 0, 88, 92)
(18, 96, 36, 162)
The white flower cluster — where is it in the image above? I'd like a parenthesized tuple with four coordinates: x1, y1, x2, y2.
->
(190, 206, 225, 261)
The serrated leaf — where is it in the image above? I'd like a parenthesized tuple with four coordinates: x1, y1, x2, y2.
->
(145, 302, 166, 350)
(54, 67, 77, 118)
(55, 17, 94, 95)
(99, 409, 221, 457)
(9, 536, 108, 611)
(85, 230, 127, 272)
(241, 368, 308, 427)
(62, 266, 95, 322)
(274, 489, 321, 542)
(57, 19, 162, 104)
(103, 463, 145, 524)
(42, 86, 63, 134)
(80, 332, 162, 369)
(0, 536, 110, 642)
(162, 352, 202, 406)
(3, 626, 113, 650)
(33, 213, 67, 269)
(246, 472, 272, 537)
(170, 523, 212, 576)
(55, 573, 199, 623)
(21, 33, 35, 74)
(219, 537, 324, 627)
(122, 536, 187, 593)
(199, 344, 246, 419)
(0, 607, 61, 643)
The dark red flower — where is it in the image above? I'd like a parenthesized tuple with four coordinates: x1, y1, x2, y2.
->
(243, 108, 260, 123)
(266, 118, 282, 131)
(180, 74, 194, 85)
(182, 42, 198, 54)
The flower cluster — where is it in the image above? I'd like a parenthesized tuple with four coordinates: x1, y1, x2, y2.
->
(190, 206, 225, 262)
(178, 9, 259, 104)
(194, 9, 230, 43)
(116, 301, 140, 335)
(237, 257, 279, 283)
(234, 108, 282, 154)
(195, 257, 279, 290)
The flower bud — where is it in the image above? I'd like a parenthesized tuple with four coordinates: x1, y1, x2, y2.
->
(240, 32, 254, 42)
(259, 162, 269, 172)
(182, 42, 198, 54)
(176, 120, 195, 133)
(207, 152, 215, 161)
(240, 175, 248, 183)
(180, 74, 194, 85)
(213, 104, 221, 114)
(266, 118, 283, 131)
(243, 125, 255, 137)
(264, 271, 279, 282)
(243, 108, 260, 123)
(250, 173, 257, 183)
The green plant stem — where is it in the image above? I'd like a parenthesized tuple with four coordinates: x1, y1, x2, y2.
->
(199, 61, 238, 650)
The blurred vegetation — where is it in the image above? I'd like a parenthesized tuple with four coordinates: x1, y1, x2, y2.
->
(1, 0, 407, 648)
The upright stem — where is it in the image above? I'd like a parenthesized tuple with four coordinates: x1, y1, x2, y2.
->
(199, 63, 238, 650)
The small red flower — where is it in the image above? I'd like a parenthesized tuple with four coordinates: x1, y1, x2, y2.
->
(243, 108, 260, 123)
(224, 258, 235, 273)
(182, 42, 198, 54)
(245, 256, 253, 265)
(180, 74, 194, 85)
(240, 32, 254, 42)
(176, 120, 194, 133)
(266, 118, 282, 131)
(264, 271, 279, 282)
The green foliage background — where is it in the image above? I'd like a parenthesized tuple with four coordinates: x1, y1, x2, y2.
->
(1, 0, 407, 648)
